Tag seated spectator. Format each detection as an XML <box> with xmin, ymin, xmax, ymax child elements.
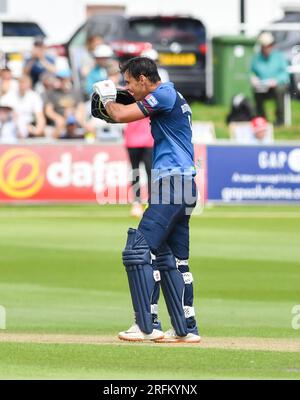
<box><xmin>250</xmin><ymin>32</ymin><xmax>290</xmax><ymax>126</ymax></box>
<box><xmin>0</xmin><ymin>67</ymin><xmax>18</xmax><ymax>102</ymax></box>
<box><xmin>44</xmin><ymin>69</ymin><xmax>87</xmax><ymax>138</ymax></box>
<box><xmin>226</xmin><ymin>93</ymin><xmax>254</xmax><ymax>124</ymax></box>
<box><xmin>35</xmin><ymin>71</ymin><xmax>57</xmax><ymax>102</ymax></box>
<box><xmin>229</xmin><ymin>116</ymin><xmax>273</xmax><ymax>144</ymax></box>
<box><xmin>14</xmin><ymin>75</ymin><xmax>46</xmax><ymax>138</ymax></box>
<box><xmin>251</xmin><ymin>116</ymin><xmax>273</xmax><ymax>142</ymax></box>
<box><xmin>0</xmin><ymin>100</ymin><xmax>18</xmax><ymax>143</ymax></box>
<box><xmin>24</xmin><ymin>36</ymin><xmax>56</xmax><ymax>88</ymax></box>
<box><xmin>59</xmin><ymin>115</ymin><xmax>85</xmax><ymax>139</ymax></box>
<box><xmin>85</xmin><ymin>44</ymin><xmax>114</xmax><ymax>97</ymax></box>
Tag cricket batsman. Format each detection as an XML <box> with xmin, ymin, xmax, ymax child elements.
<box><xmin>92</xmin><ymin>56</ymin><xmax>201</xmax><ymax>343</ymax></box>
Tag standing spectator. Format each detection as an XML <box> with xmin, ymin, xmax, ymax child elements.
<box><xmin>0</xmin><ymin>100</ymin><xmax>18</xmax><ymax>143</ymax></box>
<box><xmin>85</xmin><ymin>61</ymin><xmax>123</xmax><ymax>138</ymax></box>
<box><xmin>80</xmin><ymin>34</ymin><xmax>104</xmax><ymax>80</ymax></box>
<box><xmin>69</xmin><ymin>34</ymin><xmax>104</xmax><ymax>99</ymax></box>
<box><xmin>107</xmin><ymin>63</ymin><xmax>122</xmax><ymax>87</ymax></box>
<box><xmin>85</xmin><ymin>44</ymin><xmax>114</xmax><ymax>97</ymax></box>
<box><xmin>44</xmin><ymin>69</ymin><xmax>86</xmax><ymax>138</ymax></box>
<box><xmin>250</xmin><ymin>32</ymin><xmax>290</xmax><ymax>126</ymax></box>
<box><xmin>141</xmin><ymin>49</ymin><xmax>170</xmax><ymax>83</ymax></box>
<box><xmin>124</xmin><ymin>118</ymin><xmax>154</xmax><ymax>217</ymax></box>
<box><xmin>14</xmin><ymin>75</ymin><xmax>46</xmax><ymax>138</ymax></box>
<box><xmin>24</xmin><ymin>37</ymin><xmax>56</xmax><ymax>88</ymax></box>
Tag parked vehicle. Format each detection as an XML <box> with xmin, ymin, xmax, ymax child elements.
<box><xmin>0</xmin><ymin>14</ymin><xmax>46</xmax><ymax>77</ymax></box>
<box><xmin>54</xmin><ymin>14</ymin><xmax>208</xmax><ymax>99</ymax></box>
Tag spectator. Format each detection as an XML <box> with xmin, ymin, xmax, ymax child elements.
<box><xmin>0</xmin><ymin>100</ymin><xmax>18</xmax><ymax>143</ymax></box>
<box><xmin>226</xmin><ymin>93</ymin><xmax>254</xmax><ymax>124</ymax></box>
<box><xmin>35</xmin><ymin>71</ymin><xmax>57</xmax><ymax>102</ymax></box>
<box><xmin>59</xmin><ymin>115</ymin><xmax>85</xmax><ymax>139</ymax></box>
<box><xmin>140</xmin><ymin>48</ymin><xmax>170</xmax><ymax>83</ymax></box>
<box><xmin>84</xmin><ymin>61</ymin><xmax>123</xmax><ymax>138</ymax></box>
<box><xmin>229</xmin><ymin>116</ymin><xmax>273</xmax><ymax>144</ymax></box>
<box><xmin>44</xmin><ymin>69</ymin><xmax>86</xmax><ymax>138</ymax></box>
<box><xmin>250</xmin><ymin>32</ymin><xmax>290</xmax><ymax>126</ymax></box>
<box><xmin>24</xmin><ymin>36</ymin><xmax>56</xmax><ymax>88</ymax></box>
<box><xmin>85</xmin><ymin>44</ymin><xmax>114</xmax><ymax>97</ymax></box>
<box><xmin>251</xmin><ymin>116</ymin><xmax>272</xmax><ymax>143</ymax></box>
<box><xmin>80</xmin><ymin>34</ymin><xmax>104</xmax><ymax>80</ymax></box>
<box><xmin>0</xmin><ymin>67</ymin><xmax>18</xmax><ymax>102</ymax></box>
<box><xmin>14</xmin><ymin>75</ymin><xmax>46</xmax><ymax>138</ymax></box>
<box><xmin>107</xmin><ymin>63</ymin><xmax>122</xmax><ymax>87</ymax></box>
<box><xmin>124</xmin><ymin>118</ymin><xmax>154</xmax><ymax>217</ymax></box>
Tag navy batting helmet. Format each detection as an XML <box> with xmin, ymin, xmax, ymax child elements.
<box><xmin>91</xmin><ymin>89</ymin><xmax>135</xmax><ymax>123</ymax></box>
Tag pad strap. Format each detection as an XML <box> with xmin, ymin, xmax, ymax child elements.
<box><xmin>184</xmin><ymin>306</ymin><xmax>195</xmax><ymax>318</ymax></box>
<box><xmin>182</xmin><ymin>272</ymin><xmax>193</xmax><ymax>284</ymax></box>
<box><xmin>151</xmin><ymin>304</ymin><xmax>158</xmax><ymax>315</ymax></box>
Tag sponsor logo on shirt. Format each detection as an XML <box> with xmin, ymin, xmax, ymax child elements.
<box><xmin>145</xmin><ymin>94</ymin><xmax>158</xmax><ymax>107</ymax></box>
<box><xmin>181</xmin><ymin>103</ymin><xmax>192</xmax><ymax>114</ymax></box>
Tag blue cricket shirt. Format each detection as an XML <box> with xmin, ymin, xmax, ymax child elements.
<box><xmin>137</xmin><ymin>82</ymin><xmax>195</xmax><ymax>178</ymax></box>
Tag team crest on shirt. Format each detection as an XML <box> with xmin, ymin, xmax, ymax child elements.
<box><xmin>145</xmin><ymin>94</ymin><xmax>158</xmax><ymax>107</ymax></box>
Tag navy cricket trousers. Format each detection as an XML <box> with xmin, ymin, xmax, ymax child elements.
<box><xmin>138</xmin><ymin>175</ymin><xmax>197</xmax><ymax>259</ymax></box>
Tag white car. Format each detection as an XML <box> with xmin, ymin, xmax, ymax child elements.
<box><xmin>0</xmin><ymin>14</ymin><xmax>46</xmax><ymax>77</ymax></box>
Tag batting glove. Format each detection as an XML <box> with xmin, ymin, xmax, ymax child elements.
<box><xmin>93</xmin><ymin>80</ymin><xmax>117</xmax><ymax>107</ymax></box>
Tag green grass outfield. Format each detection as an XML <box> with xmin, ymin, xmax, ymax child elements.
<box><xmin>190</xmin><ymin>99</ymin><xmax>300</xmax><ymax>140</ymax></box>
<box><xmin>0</xmin><ymin>204</ymin><xmax>299</xmax><ymax>379</ymax></box>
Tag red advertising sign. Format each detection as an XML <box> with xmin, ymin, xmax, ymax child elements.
<box><xmin>0</xmin><ymin>144</ymin><xmax>207</xmax><ymax>203</ymax></box>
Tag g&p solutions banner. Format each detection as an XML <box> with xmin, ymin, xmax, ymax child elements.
<box><xmin>207</xmin><ymin>145</ymin><xmax>300</xmax><ymax>203</ymax></box>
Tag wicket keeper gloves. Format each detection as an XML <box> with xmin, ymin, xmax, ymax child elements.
<box><xmin>93</xmin><ymin>80</ymin><xmax>117</xmax><ymax>107</ymax></box>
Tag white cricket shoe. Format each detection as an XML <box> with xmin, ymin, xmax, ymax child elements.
<box><xmin>155</xmin><ymin>328</ymin><xmax>201</xmax><ymax>343</ymax></box>
<box><xmin>118</xmin><ymin>324</ymin><xmax>164</xmax><ymax>342</ymax></box>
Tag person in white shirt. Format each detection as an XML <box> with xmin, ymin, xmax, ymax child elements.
<box><xmin>14</xmin><ymin>75</ymin><xmax>46</xmax><ymax>138</ymax></box>
<box><xmin>0</xmin><ymin>100</ymin><xmax>18</xmax><ymax>144</ymax></box>
<box><xmin>0</xmin><ymin>67</ymin><xmax>18</xmax><ymax>102</ymax></box>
